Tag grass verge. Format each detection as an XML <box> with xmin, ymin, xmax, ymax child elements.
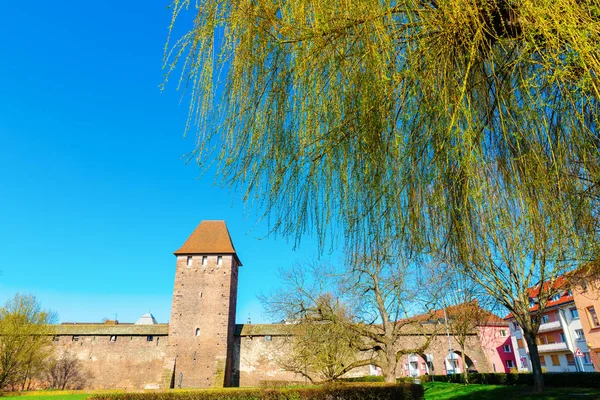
<box><xmin>423</xmin><ymin>382</ymin><xmax>600</xmax><ymax>400</ymax></box>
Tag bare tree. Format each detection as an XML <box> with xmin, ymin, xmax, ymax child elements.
<box><xmin>0</xmin><ymin>294</ymin><xmax>56</xmax><ymax>390</ymax></box>
<box><xmin>46</xmin><ymin>352</ymin><xmax>88</xmax><ymax>390</ymax></box>
<box><xmin>264</xmin><ymin>246</ymin><xmax>438</xmax><ymax>383</ymax></box>
<box><xmin>420</xmin><ymin>264</ymin><xmax>498</xmax><ymax>383</ymax></box>
<box><xmin>276</xmin><ymin>295</ymin><xmax>363</xmax><ymax>383</ymax></box>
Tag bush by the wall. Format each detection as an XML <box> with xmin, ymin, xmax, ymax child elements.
<box><xmin>89</xmin><ymin>383</ymin><xmax>423</xmax><ymax>400</ymax></box>
<box><xmin>340</xmin><ymin>376</ymin><xmax>414</xmax><ymax>384</ymax></box>
<box><xmin>419</xmin><ymin>372</ymin><xmax>600</xmax><ymax>388</ymax></box>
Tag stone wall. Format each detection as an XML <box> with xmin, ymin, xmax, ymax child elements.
<box><xmin>165</xmin><ymin>254</ymin><xmax>239</xmax><ymax>388</ymax></box>
<box><xmin>52</xmin><ymin>333</ymin><xmax>167</xmax><ymax>389</ymax></box>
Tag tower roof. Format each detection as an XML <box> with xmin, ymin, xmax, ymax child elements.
<box><xmin>135</xmin><ymin>313</ymin><xmax>158</xmax><ymax>325</ymax></box>
<box><xmin>174</xmin><ymin>220</ymin><xmax>241</xmax><ymax>264</ymax></box>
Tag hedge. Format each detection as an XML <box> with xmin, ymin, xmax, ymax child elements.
<box><xmin>420</xmin><ymin>372</ymin><xmax>600</xmax><ymax>388</ymax></box>
<box><xmin>89</xmin><ymin>383</ymin><xmax>423</xmax><ymax>400</ymax></box>
<box><xmin>340</xmin><ymin>376</ymin><xmax>415</xmax><ymax>384</ymax></box>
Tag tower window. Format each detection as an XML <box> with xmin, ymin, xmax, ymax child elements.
<box><xmin>186</xmin><ymin>256</ymin><xmax>192</xmax><ymax>266</ymax></box>
<box><xmin>72</xmin><ymin>336</ymin><xmax>80</xmax><ymax>342</ymax></box>
<box><xmin>217</xmin><ymin>256</ymin><xmax>222</xmax><ymax>266</ymax></box>
<box><xmin>202</xmin><ymin>256</ymin><xmax>207</xmax><ymax>266</ymax></box>
<box><xmin>110</xmin><ymin>335</ymin><xmax>117</xmax><ymax>342</ymax></box>
<box><xmin>147</xmin><ymin>335</ymin><xmax>153</xmax><ymax>342</ymax></box>
<box><xmin>195</xmin><ymin>328</ymin><xmax>200</xmax><ymax>337</ymax></box>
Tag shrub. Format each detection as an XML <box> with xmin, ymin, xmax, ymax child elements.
<box><xmin>419</xmin><ymin>372</ymin><xmax>600</xmax><ymax>388</ymax></box>
<box><xmin>89</xmin><ymin>383</ymin><xmax>423</xmax><ymax>400</ymax></box>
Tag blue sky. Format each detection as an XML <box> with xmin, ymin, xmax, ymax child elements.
<box><xmin>0</xmin><ymin>2</ymin><xmax>333</xmax><ymax>324</ymax></box>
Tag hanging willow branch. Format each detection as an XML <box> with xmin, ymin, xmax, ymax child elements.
<box><xmin>163</xmin><ymin>0</ymin><xmax>600</xmax><ymax>254</ymax></box>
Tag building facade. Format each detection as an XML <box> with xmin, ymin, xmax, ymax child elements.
<box><xmin>507</xmin><ymin>277</ymin><xmax>596</xmax><ymax>373</ymax></box>
<box><xmin>49</xmin><ymin>220</ymin><xmax>510</xmax><ymax>389</ymax></box>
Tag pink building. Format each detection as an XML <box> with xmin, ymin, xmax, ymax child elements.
<box><xmin>407</xmin><ymin>302</ymin><xmax>516</xmax><ymax>376</ymax></box>
<box><xmin>477</xmin><ymin>323</ymin><xmax>516</xmax><ymax>372</ymax></box>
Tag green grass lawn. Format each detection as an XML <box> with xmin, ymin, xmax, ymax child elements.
<box><xmin>2</xmin><ymin>384</ymin><xmax>599</xmax><ymax>400</ymax></box>
<box><xmin>423</xmin><ymin>382</ymin><xmax>600</xmax><ymax>400</ymax></box>
<box><xmin>0</xmin><ymin>395</ymin><xmax>91</xmax><ymax>400</ymax></box>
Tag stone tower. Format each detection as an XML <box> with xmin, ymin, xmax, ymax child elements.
<box><xmin>163</xmin><ymin>220</ymin><xmax>241</xmax><ymax>388</ymax></box>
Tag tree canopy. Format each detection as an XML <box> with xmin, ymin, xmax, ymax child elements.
<box><xmin>165</xmin><ymin>0</ymin><xmax>600</xmax><ymax>253</ymax></box>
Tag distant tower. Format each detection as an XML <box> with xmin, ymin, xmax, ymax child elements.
<box><xmin>163</xmin><ymin>220</ymin><xmax>241</xmax><ymax>388</ymax></box>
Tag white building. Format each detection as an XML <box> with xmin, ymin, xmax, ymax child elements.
<box><xmin>507</xmin><ymin>278</ymin><xmax>595</xmax><ymax>373</ymax></box>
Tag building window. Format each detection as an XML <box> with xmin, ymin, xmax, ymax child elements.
<box><xmin>517</xmin><ymin>338</ymin><xmax>524</xmax><ymax>349</ymax></box>
<box><xmin>560</xmin><ymin>333</ymin><xmax>566</xmax><ymax>343</ymax></box>
<box><xmin>503</xmin><ymin>344</ymin><xmax>511</xmax><ymax>353</ymax></box>
<box><xmin>202</xmin><ymin>256</ymin><xmax>207</xmax><ymax>266</ymax></box>
<box><xmin>265</xmin><ymin>335</ymin><xmax>272</xmax><ymax>342</ymax></box>
<box><xmin>567</xmin><ymin>289</ymin><xmax>573</xmax><ymax>297</ymax></box>
<box><xmin>147</xmin><ymin>335</ymin><xmax>153</xmax><ymax>342</ymax></box>
<box><xmin>52</xmin><ymin>336</ymin><xmax>59</xmax><ymax>342</ymax></box>
<box><xmin>500</xmin><ymin>329</ymin><xmax>507</xmax><ymax>337</ymax></box>
<box><xmin>566</xmin><ymin>354</ymin><xmax>576</xmax><ymax>365</ymax></box>
<box><xmin>72</xmin><ymin>336</ymin><xmax>79</xmax><ymax>342</ymax></box>
<box><xmin>575</xmin><ymin>329</ymin><xmax>585</xmax><ymax>340</ymax></box>
<box><xmin>506</xmin><ymin>360</ymin><xmax>514</xmax><ymax>368</ymax></box>
<box><xmin>584</xmin><ymin>352</ymin><xmax>592</xmax><ymax>364</ymax></box>
<box><xmin>421</xmin><ymin>363</ymin><xmax>426</xmax><ymax>370</ymax></box>
<box><xmin>587</xmin><ymin>306</ymin><xmax>600</xmax><ymax>328</ymax></box>
<box><xmin>195</xmin><ymin>328</ymin><xmax>200</xmax><ymax>337</ymax></box>
<box><xmin>551</xmin><ymin>293</ymin><xmax>561</xmax><ymax>302</ymax></box>
<box><xmin>186</xmin><ymin>256</ymin><xmax>192</xmax><ymax>266</ymax></box>
<box><xmin>551</xmin><ymin>354</ymin><xmax>560</xmax><ymax>366</ymax></box>
<box><xmin>570</xmin><ymin>308</ymin><xmax>579</xmax><ymax>319</ymax></box>
<box><xmin>529</xmin><ymin>299</ymin><xmax>536</xmax><ymax>308</ymax></box>
<box><xmin>217</xmin><ymin>256</ymin><xmax>223</xmax><ymax>266</ymax></box>
<box><xmin>537</xmin><ymin>335</ymin><xmax>548</xmax><ymax>345</ymax></box>
<box><xmin>541</xmin><ymin>315</ymin><xmax>550</xmax><ymax>324</ymax></box>
<box><xmin>539</xmin><ymin>356</ymin><xmax>546</xmax><ymax>366</ymax></box>
<box><xmin>110</xmin><ymin>335</ymin><xmax>117</xmax><ymax>342</ymax></box>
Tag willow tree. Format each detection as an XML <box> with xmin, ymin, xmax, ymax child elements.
<box><xmin>165</xmin><ymin>0</ymin><xmax>599</xmax><ymax>248</ymax></box>
<box><xmin>428</xmin><ymin>151</ymin><xmax>597</xmax><ymax>391</ymax></box>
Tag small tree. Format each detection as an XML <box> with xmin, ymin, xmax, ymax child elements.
<box><xmin>0</xmin><ymin>294</ymin><xmax>56</xmax><ymax>390</ymax></box>
<box><xmin>277</xmin><ymin>295</ymin><xmax>362</xmax><ymax>382</ymax></box>
<box><xmin>421</xmin><ymin>264</ymin><xmax>495</xmax><ymax>383</ymax></box>
<box><xmin>46</xmin><ymin>352</ymin><xmax>88</xmax><ymax>390</ymax></box>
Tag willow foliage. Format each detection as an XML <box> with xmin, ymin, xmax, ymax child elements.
<box><xmin>165</xmin><ymin>0</ymin><xmax>600</xmax><ymax>253</ymax></box>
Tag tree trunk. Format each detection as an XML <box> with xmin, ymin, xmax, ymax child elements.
<box><xmin>461</xmin><ymin>346</ymin><xmax>468</xmax><ymax>384</ymax></box>
<box><xmin>523</xmin><ymin>330</ymin><xmax>544</xmax><ymax>393</ymax></box>
<box><xmin>382</xmin><ymin>355</ymin><xmax>397</xmax><ymax>383</ymax></box>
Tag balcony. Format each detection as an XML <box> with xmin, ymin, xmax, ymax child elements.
<box><xmin>538</xmin><ymin>320</ymin><xmax>562</xmax><ymax>333</ymax></box>
<box><xmin>537</xmin><ymin>342</ymin><xmax>568</xmax><ymax>353</ymax></box>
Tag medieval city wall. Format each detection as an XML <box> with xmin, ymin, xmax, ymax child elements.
<box><xmin>51</xmin><ymin>332</ymin><xmax>168</xmax><ymax>389</ymax></box>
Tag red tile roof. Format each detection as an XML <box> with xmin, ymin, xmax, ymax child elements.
<box><xmin>413</xmin><ymin>301</ymin><xmax>507</xmax><ymax>326</ymax></box>
<box><xmin>174</xmin><ymin>221</ymin><xmax>240</xmax><ymax>264</ymax></box>
<box><xmin>504</xmin><ymin>276</ymin><xmax>573</xmax><ymax>319</ymax></box>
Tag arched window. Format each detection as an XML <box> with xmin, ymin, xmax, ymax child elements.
<box><xmin>195</xmin><ymin>328</ymin><xmax>200</xmax><ymax>337</ymax></box>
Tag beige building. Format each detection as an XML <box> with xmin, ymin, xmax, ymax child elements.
<box><xmin>571</xmin><ymin>270</ymin><xmax>600</xmax><ymax>371</ymax></box>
